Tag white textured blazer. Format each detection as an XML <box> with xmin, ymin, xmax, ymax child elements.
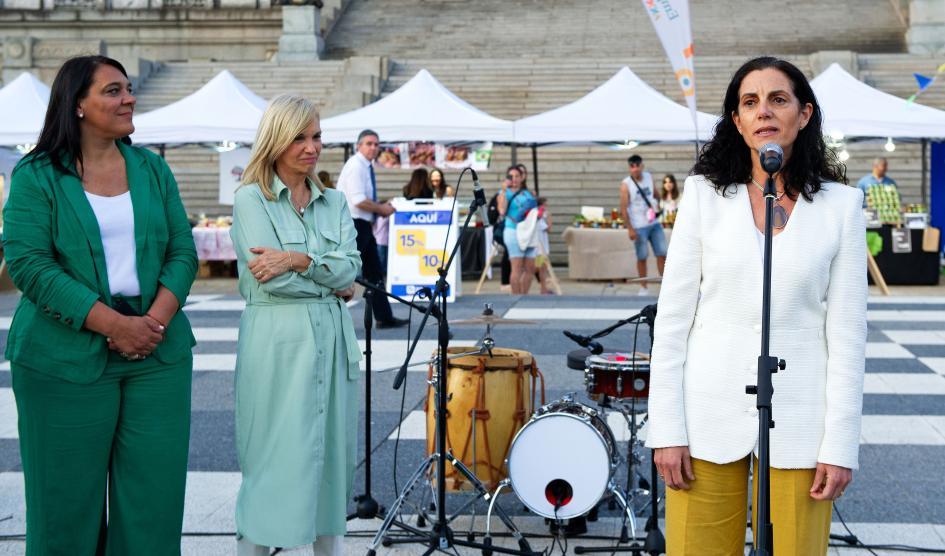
<box><xmin>644</xmin><ymin>175</ymin><xmax>867</xmax><ymax>470</ymax></box>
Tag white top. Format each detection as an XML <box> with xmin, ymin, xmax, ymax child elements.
<box><xmin>336</xmin><ymin>151</ymin><xmax>375</xmax><ymax>221</ymax></box>
<box><xmin>622</xmin><ymin>171</ymin><xmax>657</xmax><ymax>229</ymax></box>
<box><xmin>645</xmin><ymin>175</ymin><xmax>867</xmax><ymax>470</ymax></box>
<box><xmin>84</xmin><ymin>191</ymin><xmax>141</xmax><ymax>297</ymax></box>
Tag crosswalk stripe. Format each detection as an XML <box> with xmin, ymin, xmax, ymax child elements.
<box><xmin>184</xmin><ymin>298</ymin><xmax>361</xmax><ymax>312</ymax></box>
<box><xmin>919</xmin><ymin>357</ymin><xmax>945</xmax><ymax>376</ymax></box>
<box><xmin>504</xmin><ymin>307</ymin><xmax>945</xmax><ymax>323</ymax></box>
<box><xmin>868</xmin><ymin>295</ymin><xmax>945</xmax><ymax>304</ymax></box>
<box><xmin>0</xmin><ymin>388</ymin><xmax>17</xmax><ymax>439</ymax></box>
<box><xmin>864</xmin><ymin>373</ymin><xmax>945</xmax><ymax>395</ymax></box>
<box><xmin>882</xmin><ymin>330</ymin><xmax>945</xmax><ymax>345</ymax></box>
<box><xmin>384</xmin><ymin>410</ymin><xmax>945</xmax><ymax>446</ymax></box>
<box><xmin>865</xmin><ymin>342</ymin><xmax>914</xmax><ymax>359</ymax></box>
<box><xmin>867</xmin><ymin>310</ymin><xmax>945</xmax><ymax>322</ymax></box>
<box><xmin>860</xmin><ymin>415</ymin><xmax>945</xmax><ymax>445</ymax></box>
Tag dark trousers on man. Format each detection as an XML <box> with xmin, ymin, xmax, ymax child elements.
<box><xmin>353</xmin><ymin>218</ymin><xmax>395</xmax><ymax>322</ymax></box>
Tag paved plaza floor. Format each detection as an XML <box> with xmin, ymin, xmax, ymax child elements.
<box><xmin>1</xmin><ymin>275</ymin><xmax>944</xmax><ymax>555</ymax></box>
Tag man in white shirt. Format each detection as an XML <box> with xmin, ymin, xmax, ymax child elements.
<box><xmin>619</xmin><ymin>155</ymin><xmax>667</xmax><ymax>296</ymax></box>
<box><xmin>336</xmin><ymin>129</ymin><xmax>406</xmax><ymax>328</ymax></box>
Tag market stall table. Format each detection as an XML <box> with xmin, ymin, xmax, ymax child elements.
<box><xmin>561</xmin><ymin>226</ymin><xmax>671</xmax><ymax>280</ymax></box>
<box><xmin>192</xmin><ymin>226</ymin><xmax>236</xmax><ymax>261</ymax></box>
<box><xmin>868</xmin><ymin>225</ymin><xmax>939</xmax><ymax>286</ymax></box>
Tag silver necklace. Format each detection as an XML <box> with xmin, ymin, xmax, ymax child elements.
<box><xmin>750</xmin><ymin>177</ymin><xmax>788</xmax><ymax>229</ymax></box>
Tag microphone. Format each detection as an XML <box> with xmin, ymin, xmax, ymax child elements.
<box><xmin>758</xmin><ymin>143</ymin><xmax>784</xmax><ymax>174</ymax></box>
<box><xmin>563</xmin><ymin>330</ymin><xmax>604</xmax><ymax>355</ymax></box>
<box><xmin>470</xmin><ymin>169</ymin><xmax>490</xmax><ymax>226</ymax></box>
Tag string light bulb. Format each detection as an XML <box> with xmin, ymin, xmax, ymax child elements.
<box><xmin>839</xmin><ymin>149</ymin><xmax>850</xmax><ymax>162</ymax></box>
<box><xmin>884</xmin><ymin>138</ymin><xmax>896</xmax><ymax>152</ymax></box>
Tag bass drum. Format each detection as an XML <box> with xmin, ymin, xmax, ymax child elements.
<box><xmin>506</xmin><ymin>399</ymin><xmax>618</xmax><ymax>520</ymax></box>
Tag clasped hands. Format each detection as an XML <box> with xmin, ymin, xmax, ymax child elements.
<box><xmin>249</xmin><ymin>247</ymin><xmax>355</xmax><ymax>301</ymax></box>
<box><xmin>654</xmin><ymin>446</ymin><xmax>852</xmax><ymax>501</ymax></box>
<box><xmin>106</xmin><ymin>314</ymin><xmax>165</xmax><ymax>361</ymax></box>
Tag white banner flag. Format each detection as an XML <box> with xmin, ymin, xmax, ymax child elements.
<box><xmin>641</xmin><ymin>0</ymin><xmax>697</xmax><ymax>128</ymax></box>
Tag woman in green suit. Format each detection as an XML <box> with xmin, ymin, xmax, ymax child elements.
<box><xmin>230</xmin><ymin>95</ymin><xmax>361</xmax><ymax>555</ymax></box>
<box><xmin>3</xmin><ymin>56</ymin><xmax>197</xmax><ymax>555</ymax></box>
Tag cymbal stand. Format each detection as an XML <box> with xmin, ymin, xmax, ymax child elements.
<box><xmin>367</xmin><ymin>177</ymin><xmax>537</xmax><ymax>556</ymax></box>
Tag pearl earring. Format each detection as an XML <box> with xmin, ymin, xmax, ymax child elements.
<box><xmin>77</xmin><ymin>111</ymin><xmax>84</xmax><ymax>119</ymax></box>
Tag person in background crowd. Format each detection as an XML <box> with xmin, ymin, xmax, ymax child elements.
<box><xmin>659</xmin><ymin>173</ymin><xmax>681</xmax><ymax>227</ymax></box>
<box><xmin>619</xmin><ymin>154</ymin><xmax>666</xmax><ymax>296</ymax></box>
<box><xmin>3</xmin><ymin>55</ymin><xmax>197</xmax><ymax>554</ymax></box>
<box><xmin>318</xmin><ymin>170</ymin><xmax>335</xmax><ymax>189</ymax></box>
<box><xmin>487</xmin><ymin>182</ymin><xmax>513</xmax><ymax>291</ymax></box>
<box><xmin>856</xmin><ymin>157</ymin><xmax>897</xmax><ymax>208</ymax></box>
<box><xmin>402</xmin><ymin>167</ymin><xmax>433</xmax><ymax>200</ymax></box>
<box><xmin>516</xmin><ymin>163</ymin><xmax>529</xmax><ymax>188</ymax></box>
<box><xmin>430</xmin><ymin>167</ymin><xmax>453</xmax><ymax>198</ymax></box>
<box><xmin>336</xmin><ymin>129</ymin><xmax>407</xmax><ymax>328</ymax></box>
<box><xmin>497</xmin><ymin>165</ymin><xmax>538</xmax><ymax>294</ymax></box>
<box><xmin>647</xmin><ymin>56</ymin><xmax>865</xmax><ymax>556</ymax></box>
<box><xmin>535</xmin><ymin>196</ymin><xmax>554</xmax><ymax>294</ymax></box>
<box><xmin>231</xmin><ymin>94</ymin><xmax>362</xmax><ymax>556</ymax></box>
<box><xmin>374</xmin><ymin>205</ymin><xmax>390</xmax><ymax>278</ymax></box>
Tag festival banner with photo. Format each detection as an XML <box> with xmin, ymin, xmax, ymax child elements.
<box><xmin>375</xmin><ymin>141</ymin><xmax>493</xmax><ymax>170</ymax></box>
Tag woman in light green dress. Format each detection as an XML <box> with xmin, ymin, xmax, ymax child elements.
<box><xmin>230</xmin><ymin>95</ymin><xmax>362</xmax><ymax>556</ymax></box>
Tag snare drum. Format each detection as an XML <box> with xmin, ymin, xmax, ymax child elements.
<box><xmin>506</xmin><ymin>398</ymin><xmax>618</xmax><ymax>519</ymax></box>
<box><xmin>585</xmin><ymin>352</ymin><xmax>650</xmax><ymax>400</ymax></box>
<box><xmin>425</xmin><ymin>347</ymin><xmax>545</xmax><ymax>491</ymax></box>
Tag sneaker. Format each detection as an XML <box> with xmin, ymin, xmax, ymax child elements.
<box><xmin>637</xmin><ymin>287</ymin><xmax>649</xmax><ymax>297</ymax></box>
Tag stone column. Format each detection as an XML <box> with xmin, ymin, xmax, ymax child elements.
<box><xmin>277</xmin><ymin>2</ymin><xmax>325</xmax><ymax>63</ymax></box>
<box><xmin>907</xmin><ymin>0</ymin><xmax>945</xmax><ymax>55</ymax></box>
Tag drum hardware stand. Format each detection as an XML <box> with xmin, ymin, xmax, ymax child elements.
<box><xmin>368</xmin><ymin>171</ymin><xmax>538</xmax><ymax>556</ymax></box>
<box><xmin>567</xmin><ymin>305</ymin><xmax>665</xmax><ymax>556</ymax></box>
<box><xmin>749</xmin><ymin>146</ymin><xmax>788</xmax><ymax>556</ymax></box>
<box><xmin>348</xmin><ymin>278</ymin><xmax>443</xmax><ymax>523</ymax></box>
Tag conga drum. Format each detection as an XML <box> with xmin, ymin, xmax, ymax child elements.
<box><xmin>425</xmin><ymin>347</ymin><xmax>545</xmax><ymax>491</ymax></box>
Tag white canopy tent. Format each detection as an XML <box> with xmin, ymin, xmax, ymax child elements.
<box><xmin>512</xmin><ymin>66</ymin><xmax>719</xmax><ymax>144</ymax></box>
<box><xmin>131</xmin><ymin>70</ymin><xmax>268</xmax><ymax>145</ymax></box>
<box><xmin>0</xmin><ymin>72</ymin><xmax>51</xmax><ymax>146</ymax></box>
<box><xmin>321</xmin><ymin>69</ymin><xmax>514</xmax><ymax>144</ymax></box>
<box><xmin>811</xmin><ymin>63</ymin><xmax>945</xmax><ymax>140</ymax></box>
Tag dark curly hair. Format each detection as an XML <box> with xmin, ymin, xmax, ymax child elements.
<box><xmin>692</xmin><ymin>56</ymin><xmax>845</xmax><ymax>201</ymax></box>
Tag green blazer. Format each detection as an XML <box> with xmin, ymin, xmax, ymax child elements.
<box><xmin>2</xmin><ymin>141</ymin><xmax>198</xmax><ymax>384</ymax></box>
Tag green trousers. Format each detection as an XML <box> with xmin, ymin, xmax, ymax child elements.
<box><xmin>12</xmin><ymin>350</ymin><xmax>192</xmax><ymax>556</ymax></box>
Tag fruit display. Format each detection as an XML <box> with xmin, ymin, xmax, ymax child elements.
<box><xmin>865</xmin><ymin>184</ymin><xmax>902</xmax><ymax>225</ymax></box>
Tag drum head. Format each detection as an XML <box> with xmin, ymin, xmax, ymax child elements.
<box><xmin>507</xmin><ymin>412</ymin><xmax>611</xmax><ymax>520</ymax></box>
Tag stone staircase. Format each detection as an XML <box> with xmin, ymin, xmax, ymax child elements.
<box><xmin>134</xmin><ymin>61</ymin><xmax>348</xmax><ymax>113</ymax></box>
<box><xmin>860</xmin><ymin>53</ymin><xmax>945</xmax><ymax>111</ymax></box>
<box><xmin>385</xmin><ymin>55</ymin><xmax>814</xmax><ymax>117</ymax></box>
<box><xmin>326</xmin><ymin>0</ymin><xmax>905</xmax><ymax>60</ymax></box>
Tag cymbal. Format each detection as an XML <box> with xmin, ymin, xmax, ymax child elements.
<box><xmin>449</xmin><ymin>314</ymin><xmax>537</xmax><ymax>326</ymax></box>
<box><xmin>628</xmin><ymin>276</ymin><xmax>662</xmax><ymax>284</ymax></box>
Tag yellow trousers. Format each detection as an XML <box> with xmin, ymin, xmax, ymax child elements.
<box><xmin>666</xmin><ymin>457</ymin><xmax>832</xmax><ymax>556</ymax></box>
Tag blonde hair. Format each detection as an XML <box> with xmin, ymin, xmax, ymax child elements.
<box><xmin>242</xmin><ymin>94</ymin><xmax>324</xmax><ymax>201</ymax></box>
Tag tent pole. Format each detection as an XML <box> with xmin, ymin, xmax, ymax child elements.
<box><xmin>510</xmin><ymin>143</ymin><xmax>518</xmax><ymax>167</ymax></box>
<box><xmin>531</xmin><ymin>144</ymin><xmax>540</xmax><ymax>197</ymax></box>
<box><xmin>344</xmin><ymin>143</ymin><xmax>352</xmax><ymax>162</ymax></box>
<box><xmin>159</xmin><ymin>144</ymin><xmax>166</xmax><ymax>159</ymax></box>
<box><xmin>922</xmin><ymin>139</ymin><xmax>929</xmax><ymax>207</ymax></box>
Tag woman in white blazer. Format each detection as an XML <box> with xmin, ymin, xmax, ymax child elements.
<box><xmin>645</xmin><ymin>57</ymin><xmax>867</xmax><ymax>555</ymax></box>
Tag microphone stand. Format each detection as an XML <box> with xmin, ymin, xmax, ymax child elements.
<box><xmin>748</xmin><ymin>171</ymin><xmax>787</xmax><ymax>556</ymax></box>
<box><xmin>347</xmin><ymin>278</ymin><xmax>439</xmax><ymax>523</ymax></box>
<box><xmin>367</xmin><ymin>185</ymin><xmax>536</xmax><ymax>556</ymax></box>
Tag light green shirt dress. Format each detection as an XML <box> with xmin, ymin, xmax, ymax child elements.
<box><xmin>230</xmin><ymin>177</ymin><xmax>363</xmax><ymax>548</ymax></box>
